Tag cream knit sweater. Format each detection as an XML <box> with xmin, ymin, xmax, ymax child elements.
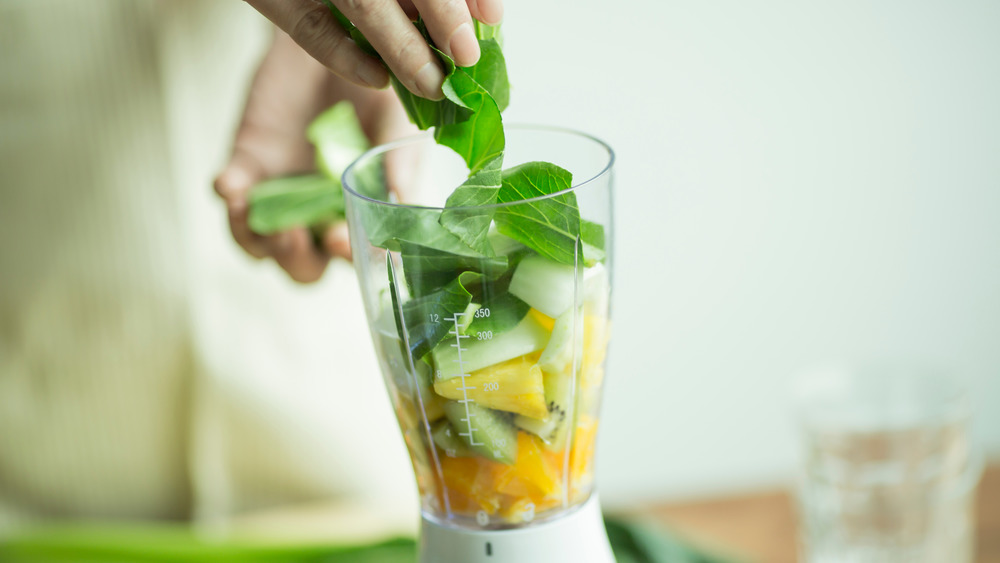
<box><xmin>0</xmin><ymin>0</ymin><xmax>415</xmax><ymax>530</ymax></box>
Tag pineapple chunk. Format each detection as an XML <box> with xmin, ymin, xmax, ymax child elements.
<box><xmin>433</xmin><ymin>354</ymin><xmax>548</xmax><ymax>419</ymax></box>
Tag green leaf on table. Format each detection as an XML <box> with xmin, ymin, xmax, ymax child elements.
<box><xmin>307</xmin><ymin>101</ymin><xmax>369</xmax><ymax>180</ymax></box>
<box><xmin>494</xmin><ymin>162</ymin><xmax>582</xmax><ymax>265</ymax></box>
<box><xmin>247</xmin><ymin>174</ymin><xmax>343</xmax><ymax>235</ymax></box>
<box><xmin>438</xmin><ymin>155</ymin><xmax>503</xmax><ymax>255</ymax></box>
<box><xmin>397</xmin><ymin>238</ymin><xmax>507</xmax><ymax>296</ymax></box>
<box><xmin>399</xmin><ymin>271</ymin><xmax>485</xmax><ymax>359</ymax></box>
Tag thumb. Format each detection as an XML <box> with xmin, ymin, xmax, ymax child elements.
<box><xmin>214</xmin><ymin>149</ymin><xmax>266</xmax><ymax>210</ymax></box>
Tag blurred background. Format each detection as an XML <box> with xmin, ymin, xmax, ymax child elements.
<box><xmin>497</xmin><ymin>0</ymin><xmax>1000</xmax><ymax>504</ymax></box>
<box><xmin>0</xmin><ymin>0</ymin><xmax>998</xmax><ymax>558</ymax></box>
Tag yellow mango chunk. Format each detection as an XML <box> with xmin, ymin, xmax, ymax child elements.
<box><xmin>498</xmin><ymin>432</ymin><xmax>562</xmax><ymax>501</ymax></box>
<box><xmin>438</xmin><ymin>455</ymin><xmax>509</xmax><ymax>514</ymax></box>
<box><xmin>433</xmin><ymin>354</ymin><xmax>548</xmax><ymax>419</ymax></box>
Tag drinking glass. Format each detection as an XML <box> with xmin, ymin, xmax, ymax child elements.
<box><xmin>793</xmin><ymin>363</ymin><xmax>982</xmax><ymax>563</ymax></box>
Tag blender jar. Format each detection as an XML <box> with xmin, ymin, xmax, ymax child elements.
<box><xmin>343</xmin><ymin>125</ymin><xmax>614</xmax><ymax>539</ymax></box>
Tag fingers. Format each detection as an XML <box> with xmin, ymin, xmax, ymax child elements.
<box><xmin>246</xmin><ymin>0</ymin><xmax>504</xmax><ymax>100</ymax></box>
<box><xmin>466</xmin><ymin>0</ymin><xmax>503</xmax><ymax>25</ymax></box>
<box><xmin>271</xmin><ymin>228</ymin><xmax>330</xmax><ymax>283</ymax></box>
<box><xmin>411</xmin><ymin>0</ymin><xmax>479</xmax><ymax>67</ymax></box>
<box><xmin>334</xmin><ymin>0</ymin><xmax>446</xmax><ymax>99</ymax></box>
<box><xmin>215</xmin><ymin>153</ymin><xmax>331</xmax><ymax>282</ymax></box>
<box><xmin>215</xmin><ymin>149</ymin><xmax>269</xmax><ymax>259</ymax></box>
<box><xmin>245</xmin><ymin>0</ymin><xmax>389</xmax><ymax>89</ymax></box>
<box><xmin>322</xmin><ymin>222</ymin><xmax>353</xmax><ymax>261</ymax></box>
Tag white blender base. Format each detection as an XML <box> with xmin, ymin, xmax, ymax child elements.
<box><xmin>419</xmin><ymin>494</ymin><xmax>615</xmax><ymax>563</ymax></box>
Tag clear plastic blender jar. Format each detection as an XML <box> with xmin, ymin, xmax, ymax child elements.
<box><xmin>343</xmin><ymin>125</ymin><xmax>615</xmax><ymax>562</ymax></box>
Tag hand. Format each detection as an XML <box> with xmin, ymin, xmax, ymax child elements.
<box><xmin>244</xmin><ymin>0</ymin><xmax>503</xmax><ymax>100</ymax></box>
<box><xmin>214</xmin><ymin>31</ymin><xmax>415</xmax><ymax>283</ymax></box>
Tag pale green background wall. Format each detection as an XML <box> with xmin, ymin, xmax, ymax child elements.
<box><xmin>499</xmin><ymin>0</ymin><xmax>1000</xmax><ymax>504</ymax></box>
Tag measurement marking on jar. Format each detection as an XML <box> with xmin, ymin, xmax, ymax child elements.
<box><xmin>446</xmin><ymin>312</ymin><xmax>481</xmax><ymax>446</ymax></box>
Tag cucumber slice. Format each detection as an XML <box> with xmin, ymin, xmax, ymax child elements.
<box><xmin>537</xmin><ymin>308</ymin><xmax>582</xmax><ymax>377</ymax></box>
<box><xmin>508</xmin><ymin>255</ymin><xmax>580</xmax><ymax>319</ymax></box>
<box><xmin>432</xmin><ymin>312</ymin><xmax>550</xmax><ymax>378</ymax></box>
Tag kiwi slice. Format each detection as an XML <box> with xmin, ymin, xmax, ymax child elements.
<box><xmin>431</xmin><ymin>420</ymin><xmax>474</xmax><ymax>458</ymax></box>
<box><xmin>513</xmin><ymin>367</ymin><xmax>573</xmax><ymax>451</ymax></box>
<box><xmin>444</xmin><ymin>401</ymin><xmax>517</xmax><ymax>465</ymax></box>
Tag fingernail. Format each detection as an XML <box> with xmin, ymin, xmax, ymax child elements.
<box><xmin>357</xmin><ymin>61</ymin><xmax>388</xmax><ymax>89</ymax></box>
<box><xmin>479</xmin><ymin>0</ymin><xmax>504</xmax><ymax>25</ymax></box>
<box><xmin>415</xmin><ymin>62</ymin><xmax>444</xmax><ymax>100</ymax></box>
<box><xmin>448</xmin><ymin>23</ymin><xmax>480</xmax><ymax>67</ymax></box>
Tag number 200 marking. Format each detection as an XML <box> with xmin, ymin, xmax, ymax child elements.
<box><xmin>483</xmin><ymin>381</ymin><xmax>499</xmax><ymax>392</ymax></box>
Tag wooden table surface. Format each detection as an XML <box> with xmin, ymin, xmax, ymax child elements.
<box><xmin>638</xmin><ymin>464</ymin><xmax>999</xmax><ymax>563</ymax></box>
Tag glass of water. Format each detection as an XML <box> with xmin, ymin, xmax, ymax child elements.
<box><xmin>792</xmin><ymin>363</ymin><xmax>983</xmax><ymax>563</ymax></box>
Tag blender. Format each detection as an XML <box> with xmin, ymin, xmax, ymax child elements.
<box><xmin>343</xmin><ymin>125</ymin><xmax>616</xmax><ymax>562</ymax></box>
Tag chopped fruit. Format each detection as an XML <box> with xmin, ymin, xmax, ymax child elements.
<box><xmin>443</xmin><ymin>401</ymin><xmax>518</xmax><ymax>464</ymax></box>
<box><xmin>431</xmin><ymin>420</ymin><xmax>474</xmax><ymax>458</ymax></box>
<box><xmin>581</xmin><ymin>315</ymin><xmax>610</xmax><ymax>389</ymax></box>
<box><xmin>435</xmin><ymin>354</ymin><xmax>548</xmax><ymax>419</ymax></box>
<box><xmin>528</xmin><ymin>308</ymin><xmax>556</xmax><ymax>332</ymax></box>
<box><xmin>537</xmin><ymin>308</ymin><xmax>579</xmax><ymax>378</ymax></box>
<box><xmin>497</xmin><ymin>432</ymin><xmax>561</xmax><ymax>501</ymax></box>
<box><xmin>433</xmin><ymin>431</ymin><xmax>571</xmax><ymax>522</ymax></box>
<box><xmin>439</xmin><ymin>455</ymin><xmax>508</xmax><ymax>514</ymax></box>
<box><xmin>569</xmin><ymin>415</ymin><xmax>599</xmax><ymax>500</ymax></box>
<box><xmin>422</xmin><ymin>391</ymin><xmax>447</xmax><ymax>422</ymax></box>
<box><xmin>432</xmin><ymin>313</ymin><xmax>550</xmax><ymax>375</ymax></box>
<box><xmin>513</xmin><ymin>360</ymin><xmax>573</xmax><ymax>451</ymax></box>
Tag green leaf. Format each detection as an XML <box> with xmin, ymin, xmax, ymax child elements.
<box><xmin>247</xmin><ymin>102</ymin><xmax>371</xmax><ymax>237</ymax></box>
<box><xmin>247</xmin><ymin>175</ymin><xmax>343</xmax><ymax>235</ymax></box>
<box><xmin>355</xmin><ymin>202</ymin><xmax>481</xmax><ymax>257</ymax></box>
<box><xmin>474</xmin><ymin>20</ymin><xmax>503</xmax><ymax>44</ymax></box>
<box><xmin>307</xmin><ymin>101</ymin><xmax>369</xmax><ymax>179</ymax></box>
<box><xmin>397</xmin><ymin>239</ymin><xmax>507</xmax><ymax>296</ymax></box>
<box><xmin>464</xmin><ymin>291</ymin><xmax>530</xmax><ymax>336</ymax></box>
<box><xmin>495</xmin><ymin>162</ymin><xmax>581</xmax><ymax>265</ymax></box>
<box><xmin>581</xmin><ymin>218</ymin><xmax>607</xmax><ymax>264</ymax></box>
<box><xmin>434</xmin><ymin>62</ymin><xmax>505</xmax><ymax>175</ymax></box>
<box><xmin>438</xmin><ymin>155</ymin><xmax>503</xmax><ymax>255</ymax></box>
<box><xmin>398</xmin><ymin>271</ymin><xmax>485</xmax><ymax>359</ymax></box>
<box><xmin>464</xmin><ymin>39</ymin><xmax>509</xmax><ymax>112</ymax></box>
<box><xmin>392</xmin><ymin>77</ymin><xmax>443</xmax><ymax>131</ymax></box>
